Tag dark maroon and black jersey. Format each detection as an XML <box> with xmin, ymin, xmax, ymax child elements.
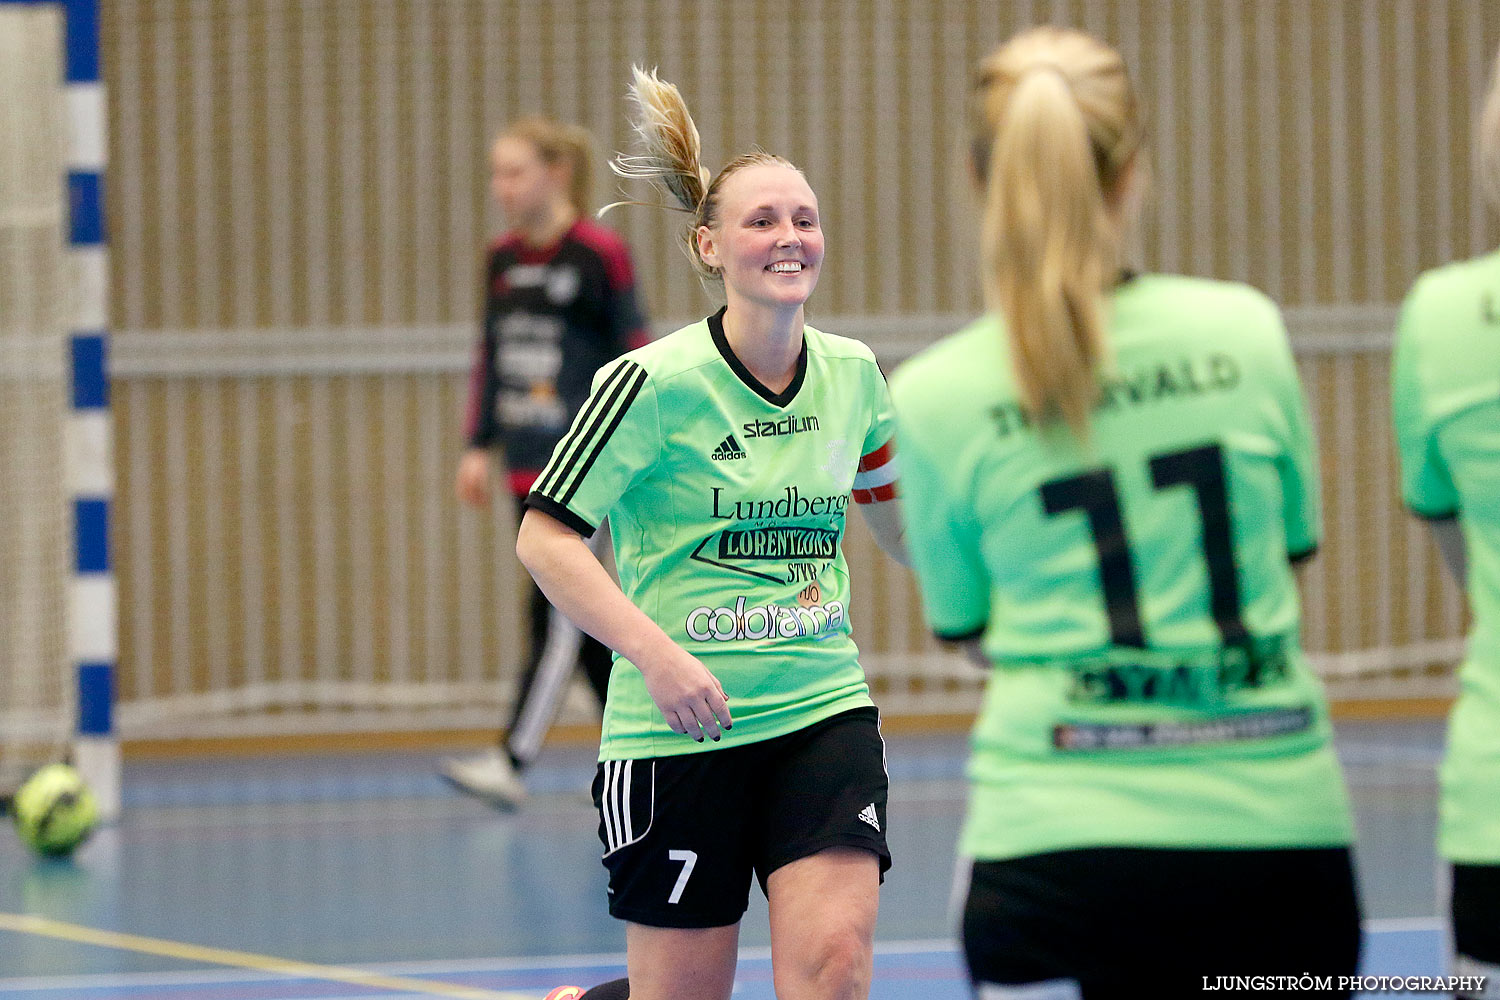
<box><xmin>464</xmin><ymin>218</ymin><xmax>650</xmax><ymax>496</ymax></box>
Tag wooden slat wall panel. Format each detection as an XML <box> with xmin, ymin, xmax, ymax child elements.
<box><xmin>104</xmin><ymin>1</ymin><xmax>1500</xmax><ymax>330</ymax></box>
<box><xmin>115</xmin><ymin>372</ymin><xmax>526</xmax><ymax>732</ymax></box>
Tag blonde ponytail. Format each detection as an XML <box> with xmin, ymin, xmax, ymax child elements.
<box><xmin>608</xmin><ymin>66</ymin><xmax>712</xmax><ymax>216</ymax></box>
<box><xmin>971</xmin><ymin>28</ymin><xmax>1141</xmax><ymax>437</ymax></box>
<box><xmin>604</xmin><ymin>66</ymin><xmax>800</xmax><ymax>283</ymax></box>
<box><xmin>984</xmin><ymin>69</ymin><xmax>1112</xmax><ymax>434</ymax></box>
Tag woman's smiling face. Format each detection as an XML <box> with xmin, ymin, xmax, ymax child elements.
<box><xmin>698</xmin><ymin>163</ymin><xmax>824</xmax><ymax>311</ymax></box>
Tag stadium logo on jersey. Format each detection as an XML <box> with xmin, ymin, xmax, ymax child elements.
<box><xmin>685</xmin><ymin>595</ymin><xmax>846</xmax><ymax>643</ymax></box>
<box><xmin>743</xmin><ymin>413</ymin><xmax>819</xmax><ymax>439</ymax></box>
<box><xmin>711</xmin><ymin>435</ymin><xmax>747</xmax><ymax>461</ymax></box>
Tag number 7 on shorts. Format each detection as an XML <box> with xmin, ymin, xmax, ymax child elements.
<box><xmin>668</xmin><ymin>849</ymin><xmax>698</xmax><ymax>904</ymax></box>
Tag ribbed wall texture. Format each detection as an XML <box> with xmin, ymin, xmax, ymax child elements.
<box><xmin>103</xmin><ymin>0</ymin><xmax>1500</xmax><ymax>329</ymax></box>
<box><xmin>99</xmin><ymin>1</ymin><xmax>1498</xmax><ymax>737</ymax></box>
<box><xmin>1</xmin><ymin>4</ymin><xmax>72</xmax><ymax>780</ymax></box>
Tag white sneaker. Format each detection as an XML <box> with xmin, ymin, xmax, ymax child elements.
<box><xmin>438</xmin><ymin>748</ymin><xmax>528</xmax><ymax>809</ymax></box>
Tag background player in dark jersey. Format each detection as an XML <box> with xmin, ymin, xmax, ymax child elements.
<box><xmin>519</xmin><ymin>69</ymin><xmax>908</xmax><ymax>1000</ymax></box>
<box><xmin>892</xmin><ymin>28</ymin><xmax>1360</xmax><ymax>997</ymax></box>
<box><xmin>1391</xmin><ymin>43</ymin><xmax>1500</xmax><ymax>998</ymax></box>
<box><xmin>443</xmin><ymin>116</ymin><xmax>651</xmax><ymax>809</ymax></box>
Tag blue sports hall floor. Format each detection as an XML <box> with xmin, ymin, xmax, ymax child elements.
<box><xmin>0</xmin><ymin>720</ymin><xmax>1456</xmax><ymax>999</ymax></box>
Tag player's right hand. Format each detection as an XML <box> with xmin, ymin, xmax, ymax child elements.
<box><xmin>455</xmin><ymin>449</ymin><xmax>492</xmax><ymax>509</ymax></box>
<box><xmin>639</xmin><ymin>646</ymin><xmax>733</xmax><ymax>742</ymax></box>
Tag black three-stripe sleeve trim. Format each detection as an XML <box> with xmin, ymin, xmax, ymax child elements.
<box><xmin>534</xmin><ymin>371</ymin><xmax>600</xmax><ymax>498</ymax></box>
<box><xmin>561</xmin><ymin>365</ymin><xmax>648</xmax><ymax>505</ymax></box>
<box><xmin>534</xmin><ymin>360</ymin><xmax>637</xmax><ymax>497</ymax></box>
<box><xmin>523</xmin><ymin>493</ymin><xmax>598</xmax><ymax>539</ymax></box>
<box><xmin>534</xmin><ymin>360</ymin><xmax>647</xmax><ymax>501</ymax></box>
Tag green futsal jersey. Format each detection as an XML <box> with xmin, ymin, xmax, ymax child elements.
<box><xmin>891</xmin><ymin>274</ymin><xmax>1353</xmax><ymax>862</ymax></box>
<box><xmin>1393</xmin><ymin>252</ymin><xmax>1500</xmax><ymax>864</ymax></box>
<box><xmin>527</xmin><ymin>308</ymin><xmax>899</xmax><ymax>761</ymax></box>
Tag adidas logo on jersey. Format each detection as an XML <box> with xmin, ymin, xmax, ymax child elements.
<box><xmin>858</xmin><ymin>803</ymin><xmax>880</xmax><ymax>832</ymax></box>
<box><xmin>711</xmin><ymin>434</ymin><xmax>747</xmax><ymax>461</ymax></box>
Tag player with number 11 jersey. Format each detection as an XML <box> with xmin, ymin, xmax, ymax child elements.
<box><xmin>893</xmin><ymin>273</ymin><xmax>1355</xmax><ymax>860</ymax></box>
<box><xmin>892</xmin><ymin>26</ymin><xmax>1358</xmax><ymax>993</ymax></box>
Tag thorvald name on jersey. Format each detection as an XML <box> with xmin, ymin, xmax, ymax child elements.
<box><xmin>686</xmin><ymin>595</ymin><xmax>846</xmax><ymax>642</ymax></box>
<box><xmin>743</xmin><ymin>413</ymin><xmax>818</xmax><ymax>439</ymax></box>
<box><xmin>990</xmin><ymin>353</ymin><xmax>1241</xmax><ymax>438</ymax></box>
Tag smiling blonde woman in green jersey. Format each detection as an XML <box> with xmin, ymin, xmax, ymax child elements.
<box><xmin>518</xmin><ymin>68</ymin><xmax>908</xmax><ymax>1000</ymax></box>
<box><xmin>1391</xmin><ymin>43</ymin><xmax>1500</xmax><ymax>997</ymax></box>
<box><xmin>890</xmin><ymin>27</ymin><xmax>1360</xmax><ymax>998</ymax></box>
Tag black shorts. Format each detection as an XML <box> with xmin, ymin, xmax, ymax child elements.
<box><xmin>1453</xmin><ymin>863</ymin><xmax>1500</xmax><ymax>965</ymax></box>
<box><xmin>963</xmin><ymin>846</ymin><xmax>1361</xmax><ymax>998</ymax></box>
<box><xmin>591</xmin><ymin>706</ymin><xmax>890</xmax><ymax>929</ymax></box>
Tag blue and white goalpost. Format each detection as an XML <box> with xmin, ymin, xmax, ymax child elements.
<box><xmin>0</xmin><ymin>0</ymin><xmax>117</xmax><ymax>820</ymax></box>
<box><xmin>62</xmin><ymin>0</ymin><xmax>118</xmax><ymax>823</ymax></box>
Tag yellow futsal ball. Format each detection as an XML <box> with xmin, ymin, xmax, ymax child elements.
<box><xmin>12</xmin><ymin>763</ymin><xmax>98</xmax><ymax>858</ymax></box>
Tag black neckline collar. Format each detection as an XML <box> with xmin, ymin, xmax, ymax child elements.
<box><xmin>707</xmin><ymin>306</ymin><xmax>808</xmax><ymax>408</ymax></box>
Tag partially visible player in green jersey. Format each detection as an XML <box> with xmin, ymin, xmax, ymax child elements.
<box><xmin>1391</xmin><ymin>43</ymin><xmax>1500</xmax><ymax>991</ymax></box>
<box><xmin>891</xmin><ymin>27</ymin><xmax>1359</xmax><ymax>996</ymax></box>
<box><xmin>518</xmin><ymin>68</ymin><xmax>907</xmax><ymax>1000</ymax></box>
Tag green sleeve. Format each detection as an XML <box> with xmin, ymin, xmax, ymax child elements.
<box><xmin>863</xmin><ymin>363</ymin><xmax>898</xmax><ymax>458</ymax></box>
<box><xmin>893</xmin><ymin>411</ymin><xmax>991</xmax><ymax>640</ymax></box>
<box><xmin>1391</xmin><ymin>289</ymin><xmax>1459</xmax><ymax>519</ymax></box>
<box><xmin>526</xmin><ymin>357</ymin><xmax>660</xmax><ymax>536</ymax></box>
<box><xmin>1269</xmin><ymin>314</ymin><xmax>1323</xmax><ymax>559</ymax></box>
